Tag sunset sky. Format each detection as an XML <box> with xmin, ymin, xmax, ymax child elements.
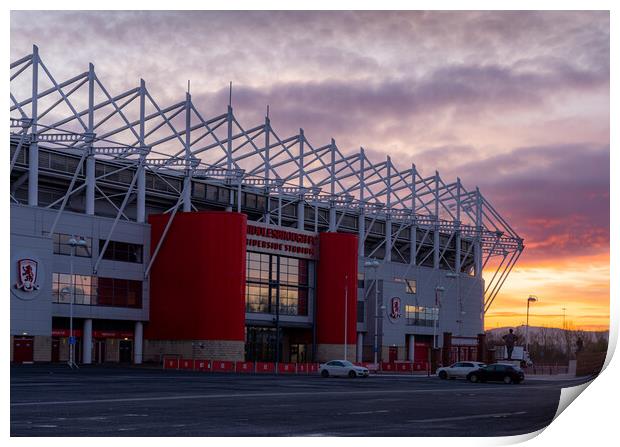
<box><xmin>10</xmin><ymin>11</ymin><xmax>610</xmax><ymax>331</ymax></box>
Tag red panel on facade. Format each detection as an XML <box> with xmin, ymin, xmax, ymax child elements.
<box><xmin>146</xmin><ymin>211</ymin><xmax>247</xmax><ymax>341</ymax></box>
<box><xmin>316</xmin><ymin>232</ymin><xmax>358</xmax><ymax>344</ymax></box>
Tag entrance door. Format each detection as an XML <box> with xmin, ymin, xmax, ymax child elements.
<box><xmin>290</xmin><ymin>344</ymin><xmax>307</xmax><ymax>363</ymax></box>
<box><xmin>51</xmin><ymin>338</ymin><xmax>60</xmax><ymax>362</ymax></box>
<box><xmin>389</xmin><ymin>346</ymin><xmax>398</xmax><ymax>363</ymax></box>
<box><xmin>13</xmin><ymin>336</ymin><xmax>34</xmax><ymax>363</ymax></box>
<box><xmin>119</xmin><ymin>340</ymin><xmax>133</xmax><ymax>363</ymax></box>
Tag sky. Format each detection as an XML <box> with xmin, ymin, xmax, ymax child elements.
<box><xmin>10</xmin><ymin>11</ymin><xmax>610</xmax><ymax>331</ymax></box>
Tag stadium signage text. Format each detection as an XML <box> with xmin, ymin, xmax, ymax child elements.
<box><xmin>247</xmin><ymin>223</ymin><xmax>318</xmax><ymax>259</ymax></box>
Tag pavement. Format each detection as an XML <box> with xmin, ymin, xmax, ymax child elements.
<box><xmin>10</xmin><ymin>364</ymin><xmax>593</xmax><ymax>437</ymax></box>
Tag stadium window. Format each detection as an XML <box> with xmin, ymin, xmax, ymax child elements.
<box><xmin>357</xmin><ymin>301</ymin><xmax>365</xmax><ymax>323</ymax></box>
<box><xmin>218</xmin><ymin>187</ymin><xmax>230</xmax><ymax>203</ymax></box>
<box><xmin>206</xmin><ymin>184</ymin><xmax>218</xmax><ymax>201</ymax></box>
<box><xmin>53</xmin><ymin>233</ymin><xmax>92</xmax><ymax>258</ymax></box>
<box><xmin>52</xmin><ymin>273</ymin><xmax>97</xmax><ymax>305</ymax></box>
<box><xmin>192</xmin><ymin>182</ymin><xmax>205</xmax><ymax>199</ymax></box>
<box><xmin>405</xmin><ymin>304</ymin><xmax>438</xmax><ymax>327</ymax></box>
<box><xmin>245</xmin><ymin>193</ymin><xmax>256</xmax><ymax>209</ymax></box>
<box><xmin>255</xmin><ymin>195</ymin><xmax>266</xmax><ymax>211</ymax></box>
<box><xmin>405</xmin><ymin>279</ymin><xmax>417</xmax><ymax>294</ymax></box>
<box><xmin>393</xmin><ymin>277</ymin><xmax>416</xmax><ymax>294</ymax></box>
<box><xmin>99</xmin><ymin>240</ymin><xmax>143</xmax><ymax>263</ymax></box>
<box><xmin>245</xmin><ymin>252</ymin><xmax>312</xmax><ymax>316</ymax></box>
<box><xmin>96</xmin><ymin>277</ymin><xmax>142</xmax><ymax>308</ymax></box>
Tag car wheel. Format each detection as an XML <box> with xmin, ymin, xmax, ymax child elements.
<box><xmin>438</xmin><ymin>370</ymin><xmax>448</xmax><ymax>380</ymax></box>
<box><xmin>321</xmin><ymin>370</ymin><xmax>329</xmax><ymax>378</ymax></box>
<box><xmin>348</xmin><ymin>370</ymin><xmax>357</xmax><ymax>378</ymax></box>
<box><xmin>469</xmin><ymin>374</ymin><xmax>479</xmax><ymax>383</ymax></box>
<box><xmin>503</xmin><ymin>375</ymin><xmax>513</xmax><ymax>384</ymax></box>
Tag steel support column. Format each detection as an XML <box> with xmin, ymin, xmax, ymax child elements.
<box><xmin>85</xmin><ymin>63</ymin><xmax>95</xmax><ymax>215</ymax></box>
<box><xmin>28</xmin><ymin>45</ymin><xmax>39</xmax><ymax>207</ymax></box>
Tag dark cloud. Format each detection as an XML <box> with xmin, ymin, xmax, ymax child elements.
<box><xmin>454</xmin><ymin>144</ymin><xmax>610</xmax><ymax>261</ymax></box>
<box><xmin>9</xmin><ymin>10</ymin><xmax>610</xmax><ymax>266</ymax></box>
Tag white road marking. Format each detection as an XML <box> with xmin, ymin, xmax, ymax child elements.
<box><xmin>348</xmin><ymin>410</ymin><xmax>389</xmax><ymax>415</ymax></box>
<box><xmin>408</xmin><ymin>411</ymin><xmax>527</xmax><ymax>423</ymax></box>
<box><xmin>10</xmin><ymin>385</ymin><xmax>556</xmax><ymax>407</ymax></box>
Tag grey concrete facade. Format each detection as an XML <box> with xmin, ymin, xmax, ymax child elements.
<box><xmin>10</xmin><ymin>203</ymin><xmax>149</xmax><ymax>362</ymax></box>
<box><xmin>356</xmin><ymin>258</ymin><xmax>484</xmax><ymax>362</ymax></box>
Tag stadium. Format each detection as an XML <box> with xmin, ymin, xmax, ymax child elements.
<box><xmin>9</xmin><ymin>46</ymin><xmax>523</xmax><ymax>367</ymax></box>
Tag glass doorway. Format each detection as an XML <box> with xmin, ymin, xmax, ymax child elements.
<box><xmin>119</xmin><ymin>340</ymin><xmax>133</xmax><ymax>363</ymax></box>
<box><xmin>245</xmin><ymin>327</ymin><xmax>281</xmax><ymax>362</ymax></box>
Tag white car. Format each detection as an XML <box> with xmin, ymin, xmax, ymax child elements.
<box><xmin>320</xmin><ymin>360</ymin><xmax>369</xmax><ymax>378</ymax></box>
<box><xmin>437</xmin><ymin>361</ymin><xmax>486</xmax><ymax>380</ymax></box>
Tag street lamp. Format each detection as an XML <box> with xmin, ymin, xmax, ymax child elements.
<box><xmin>364</xmin><ymin>259</ymin><xmax>380</xmax><ymax>364</ymax></box>
<box><xmin>344</xmin><ymin>273</ymin><xmax>349</xmax><ymax>361</ymax></box>
<box><xmin>68</xmin><ymin>237</ymin><xmax>88</xmax><ymax>369</ymax></box>
<box><xmin>526</xmin><ymin>295</ymin><xmax>538</xmax><ymax>354</ymax></box>
<box><xmin>445</xmin><ymin>272</ymin><xmax>462</xmax><ymax>334</ymax></box>
<box><xmin>433</xmin><ymin>286</ymin><xmax>445</xmax><ymax>349</ymax></box>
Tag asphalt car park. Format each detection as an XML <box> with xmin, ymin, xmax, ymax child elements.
<box><xmin>10</xmin><ymin>364</ymin><xmax>591</xmax><ymax>437</ymax></box>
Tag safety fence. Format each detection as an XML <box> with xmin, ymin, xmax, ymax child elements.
<box><xmin>526</xmin><ymin>364</ymin><xmax>569</xmax><ymax>375</ymax></box>
<box><xmin>162</xmin><ymin>357</ymin><xmax>429</xmax><ymax>374</ymax></box>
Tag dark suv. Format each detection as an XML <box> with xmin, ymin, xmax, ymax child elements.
<box><xmin>466</xmin><ymin>363</ymin><xmax>524</xmax><ymax>384</ymax></box>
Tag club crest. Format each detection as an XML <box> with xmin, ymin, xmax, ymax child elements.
<box><xmin>389</xmin><ymin>297</ymin><xmax>402</xmax><ymax>319</ymax></box>
<box><xmin>15</xmin><ymin>258</ymin><xmax>39</xmax><ymax>292</ymax></box>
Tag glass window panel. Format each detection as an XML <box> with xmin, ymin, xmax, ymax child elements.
<box><xmin>218</xmin><ymin>187</ymin><xmax>229</xmax><ymax>203</ymax></box>
<box><xmin>298</xmin><ymin>288</ymin><xmax>308</xmax><ymax>316</ymax></box>
<box><xmin>206</xmin><ymin>185</ymin><xmax>218</xmax><ymax>201</ymax></box>
<box><xmin>246</xmin><ymin>193</ymin><xmax>257</xmax><ymax>209</ymax></box>
<box><xmin>192</xmin><ymin>182</ymin><xmax>205</xmax><ymax>199</ymax></box>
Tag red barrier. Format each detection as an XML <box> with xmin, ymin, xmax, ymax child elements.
<box><xmin>308</xmin><ymin>363</ymin><xmax>319</xmax><ymax>373</ymax></box>
<box><xmin>413</xmin><ymin>362</ymin><xmax>427</xmax><ymax>371</ymax></box>
<box><xmin>256</xmin><ymin>362</ymin><xmax>276</xmax><ymax>373</ymax></box>
<box><xmin>297</xmin><ymin>363</ymin><xmax>309</xmax><ymax>374</ymax></box>
<box><xmin>381</xmin><ymin>362</ymin><xmax>395</xmax><ymax>372</ymax></box>
<box><xmin>179</xmin><ymin>358</ymin><xmax>194</xmax><ymax>370</ymax></box>
<box><xmin>236</xmin><ymin>361</ymin><xmax>255</xmax><ymax>373</ymax></box>
<box><xmin>163</xmin><ymin>357</ymin><xmax>179</xmax><ymax>370</ymax></box>
<box><xmin>211</xmin><ymin>360</ymin><xmax>235</xmax><ymax>372</ymax></box>
<box><xmin>194</xmin><ymin>359</ymin><xmax>211</xmax><ymax>371</ymax></box>
<box><xmin>278</xmin><ymin>363</ymin><xmax>296</xmax><ymax>374</ymax></box>
<box><xmin>355</xmin><ymin>362</ymin><xmax>375</xmax><ymax>369</ymax></box>
<box><xmin>396</xmin><ymin>362</ymin><xmax>413</xmax><ymax>373</ymax></box>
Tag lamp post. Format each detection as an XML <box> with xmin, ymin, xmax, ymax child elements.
<box><xmin>526</xmin><ymin>295</ymin><xmax>538</xmax><ymax>354</ymax></box>
<box><xmin>68</xmin><ymin>237</ymin><xmax>87</xmax><ymax>369</ymax></box>
<box><xmin>364</xmin><ymin>260</ymin><xmax>380</xmax><ymax>364</ymax></box>
<box><xmin>445</xmin><ymin>272</ymin><xmax>461</xmax><ymax>334</ymax></box>
<box><xmin>344</xmin><ymin>273</ymin><xmax>348</xmax><ymax>361</ymax></box>
<box><xmin>433</xmin><ymin>286</ymin><xmax>445</xmax><ymax>349</ymax></box>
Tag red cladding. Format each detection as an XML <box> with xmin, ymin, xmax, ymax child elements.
<box><xmin>316</xmin><ymin>232</ymin><xmax>358</xmax><ymax>344</ymax></box>
<box><xmin>146</xmin><ymin>211</ymin><xmax>247</xmax><ymax>341</ymax></box>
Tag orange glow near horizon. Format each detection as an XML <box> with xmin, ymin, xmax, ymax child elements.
<box><xmin>483</xmin><ymin>253</ymin><xmax>610</xmax><ymax>332</ymax></box>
